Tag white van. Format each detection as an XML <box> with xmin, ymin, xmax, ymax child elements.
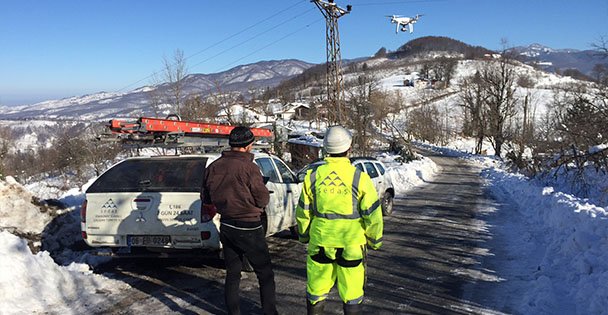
<box><xmin>81</xmin><ymin>152</ymin><xmax>301</xmax><ymax>255</ymax></box>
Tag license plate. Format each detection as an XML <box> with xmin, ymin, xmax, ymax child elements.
<box><xmin>128</xmin><ymin>235</ymin><xmax>171</xmax><ymax>247</ymax></box>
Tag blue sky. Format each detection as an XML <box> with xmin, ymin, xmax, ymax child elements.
<box><xmin>1</xmin><ymin>0</ymin><xmax>607</xmax><ymax>106</ymax></box>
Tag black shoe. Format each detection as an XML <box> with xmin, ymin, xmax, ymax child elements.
<box><xmin>343</xmin><ymin>303</ymin><xmax>362</xmax><ymax>315</ymax></box>
<box><xmin>306</xmin><ymin>300</ymin><xmax>325</xmax><ymax>315</ymax></box>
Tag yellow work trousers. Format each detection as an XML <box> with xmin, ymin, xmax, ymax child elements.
<box><xmin>306</xmin><ymin>244</ymin><xmax>365</xmax><ymax>305</ymax></box>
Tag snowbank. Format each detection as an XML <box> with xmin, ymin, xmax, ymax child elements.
<box><xmin>0</xmin><ymin>176</ymin><xmax>53</xmax><ymax>234</ymax></box>
<box><xmin>379</xmin><ymin>154</ymin><xmax>438</xmax><ymax>195</ymax></box>
<box><xmin>0</xmin><ymin>231</ymin><xmax>126</xmax><ymax>315</ymax></box>
<box><xmin>0</xmin><ymin>176</ymin><xmax>120</xmax><ymax>314</ymax></box>
<box><xmin>482</xmin><ymin>164</ymin><xmax>608</xmax><ymax>315</ymax></box>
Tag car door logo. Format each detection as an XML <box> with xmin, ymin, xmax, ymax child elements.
<box><xmin>102</xmin><ymin>199</ymin><xmax>118</xmax><ymax>210</ymax></box>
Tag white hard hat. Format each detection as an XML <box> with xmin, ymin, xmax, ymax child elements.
<box><xmin>323</xmin><ymin>126</ymin><xmax>352</xmax><ymax>154</ymax></box>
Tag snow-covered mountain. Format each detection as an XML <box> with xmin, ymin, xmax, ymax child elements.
<box><xmin>510</xmin><ymin>43</ymin><xmax>604</xmax><ymax>77</ymax></box>
<box><xmin>512</xmin><ymin>43</ymin><xmax>579</xmax><ymax>57</ymax></box>
<box><xmin>0</xmin><ymin>59</ymin><xmax>313</xmax><ymax>120</ymax></box>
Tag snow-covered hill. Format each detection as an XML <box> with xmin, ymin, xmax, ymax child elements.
<box><xmin>0</xmin><ymin>59</ymin><xmax>313</xmax><ymax>120</ymax></box>
<box><xmin>510</xmin><ymin>43</ymin><xmax>604</xmax><ymax>76</ymax></box>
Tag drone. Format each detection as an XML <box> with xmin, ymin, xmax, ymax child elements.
<box><xmin>386</xmin><ymin>14</ymin><xmax>423</xmax><ymax>34</ymax></box>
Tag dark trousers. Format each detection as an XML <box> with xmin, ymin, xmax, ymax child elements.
<box><xmin>220</xmin><ymin>220</ymin><xmax>278</xmax><ymax>315</ymax></box>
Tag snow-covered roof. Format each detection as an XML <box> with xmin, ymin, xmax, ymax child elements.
<box><xmin>287</xmin><ymin>133</ymin><xmax>323</xmax><ymax>147</ymax></box>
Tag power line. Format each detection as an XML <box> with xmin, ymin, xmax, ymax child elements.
<box><xmin>182</xmin><ymin>0</ymin><xmax>309</xmax><ymax>68</ymax></box>
<box><xmin>191</xmin><ymin>7</ymin><xmax>317</xmax><ymax>74</ymax></box>
<box><xmin>215</xmin><ymin>18</ymin><xmax>324</xmax><ymax>73</ymax></box>
<box><xmin>117</xmin><ymin>0</ymin><xmax>309</xmax><ymax>92</ymax></box>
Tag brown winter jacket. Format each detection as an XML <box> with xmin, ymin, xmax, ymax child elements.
<box><xmin>201</xmin><ymin>150</ymin><xmax>270</xmax><ymax>222</ymax></box>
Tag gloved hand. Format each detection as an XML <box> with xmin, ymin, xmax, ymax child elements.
<box><xmin>366</xmin><ymin>238</ymin><xmax>382</xmax><ymax>250</ymax></box>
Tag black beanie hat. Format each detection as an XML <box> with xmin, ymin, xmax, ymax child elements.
<box><xmin>229</xmin><ymin>126</ymin><xmax>255</xmax><ymax>147</ymax></box>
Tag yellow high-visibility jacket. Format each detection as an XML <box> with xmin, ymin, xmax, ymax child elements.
<box><xmin>296</xmin><ymin>157</ymin><xmax>383</xmax><ymax>249</ymax></box>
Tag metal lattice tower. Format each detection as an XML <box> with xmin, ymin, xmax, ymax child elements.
<box><xmin>312</xmin><ymin>0</ymin><xmax>351</xmax><ymax>124</ymax></box>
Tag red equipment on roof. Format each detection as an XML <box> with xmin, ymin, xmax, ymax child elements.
<box><xmin>108</xmin><ymin>117</ymin><xmax>273</xmax><ymax>138</ymax></box>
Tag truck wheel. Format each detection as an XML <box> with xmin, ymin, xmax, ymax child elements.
<box><xmin>381</xmin><ymin>192</ymin><xmax>394</xmax><ymax>216</ymax></box>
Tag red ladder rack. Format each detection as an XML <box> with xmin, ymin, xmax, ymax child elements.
<box><xmin>108</xmin><ymin>117</ymin><xmax>273</xmax><ymax>138</ymax></box>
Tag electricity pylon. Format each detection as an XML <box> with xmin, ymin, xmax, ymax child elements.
<box><xmin>312</xmin><ymin>0</ymin><xmax>351</xmax><ymax>124</ymax></box>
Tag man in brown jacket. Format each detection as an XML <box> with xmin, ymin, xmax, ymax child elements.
<box><xmin>201</xmin><ymin>126</ymin><xmax>278</xmax><ymax>315</ymax></box>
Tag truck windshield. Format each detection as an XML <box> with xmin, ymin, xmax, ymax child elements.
<box><xmin>87</xmin><ymin>157</ymin><xmax>208</xmax><ymax>193</ymax></box>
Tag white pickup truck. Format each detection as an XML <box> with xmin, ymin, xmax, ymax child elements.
<box><xmin>81</xmin><ymin>152</ymin><xmax>301</xmax><ymax>255</ymax></box>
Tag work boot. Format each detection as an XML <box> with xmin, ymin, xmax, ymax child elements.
<box><xmin>306</xmin><ymin>300</ymin><xmax>325</xmax><ymax>315</ymax></box>
<box><xmin>343</xmin><ymin>303</ymin><xmax>362</xmax><ymax>315</ymax></box>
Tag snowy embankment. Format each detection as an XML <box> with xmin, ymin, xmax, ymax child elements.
<box><xmin>0</xmin><ymin>177</ymin><xmax>126</xmax><ymax>315</ymax></box>
<box><xmin>378</xmin><ymin>153</ymin><xmax>438</xmax><ymax>195</ymax></box>
<box><xmin>422</xmin><ymin>140</ymin><xmax>607</xmax><ymax>314</ymax></box>
<box><xmin>0</xmin><ymin>177</ymin><xmax>53</xmax><ymax>234</ymax></box>
<box><xmin>0</xmin><ymin>231</ymin><xmax>125</xmax><ymax>315</ymax></box>
<box><xmin>482</xmin><ymin>166</ymin><xmax>608</xmax><ymax>315</ymax></box>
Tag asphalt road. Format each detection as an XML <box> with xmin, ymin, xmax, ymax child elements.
<box><xmin>93</xmin><ymin>152</ymin><xmax>507</xmax><ymax>315</ymax></box>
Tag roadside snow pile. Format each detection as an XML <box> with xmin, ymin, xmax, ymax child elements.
<box><xmin>0</xmin><ymin>176</ymin><xmax>53</xmax><ymax>234</ymax></box>
<box><xmin>534</xmin><ymin>166</ymin><xmax>608</xmax><ymax>208</ymax></box>
<box><xmin>378</xmin><ymin>153</ymin><xmax>438</xmax><ymax>195</ymax></box>
<box><xmin>40</xmin><ymin>184</ymin><xmax>110</xmax><ymax>268</ymax></box>
<box><xmin>0</xmin><ymin>177</ymin><xmax>120</xmax><ymax>314</ymax></box>
<box><xmin>0</xmin><ymin>231</ymin><xmax>126</xmax><ymax>315</ymax></box>
<box><xmin>482</xmin><ymin>165</ymin><xmax>608</xmax><ymax>315</ymax></box>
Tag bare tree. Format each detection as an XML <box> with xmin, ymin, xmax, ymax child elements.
<box><xmin>407</xmin><ymin>105</ymin><xmax>442</xmax><ymax>143</ymax></box>
<box><xmin>0</xmin><ymin>126</ymin><xmax>13</xmax><ymax>179</ymax></box>
<box><xmin>480</xmin><ymin>56</ymin><xmax>518</xmax><ymax>156</ymax></box>
<box><xmin>554</xmin><ymin>83</ymin><xmax>608</xmax><ymax>149</ymax></box>
<box><xmin>530</xmin><ymin>82</ymin><xmax>608</xmax><ymax>192</ymax></box>
<box><xmin>150</xmin><ymin>49</ymin><xmax>188</xmax><ymax>115</ymax></box>
<box><xmin>432</xmin><ymin>57</ymin><xmax>458</xmax><ymax>87</ymax></box>
<box><xmin>591</xmin><ymin>63</ymin><xmax>608</xmax><ymax>85</ymax></box>
<box><xmin>459</xmin><ymin>71</ymin><xmax>488</xmax><ymax>154</ymax></box>
<box><xmin>370</xmin><ymin>89</ymin><xmax>402</xmax><ymax>133</ymax></box>
<box><xmin>504</xmin><ymin>75</ymin><xmax>539</xmax><ymax>169</ymax></box>
<box><xmin>148</xmin><ymin>85</ymin><xmax>166</xmax><ymax>117</ymax></box>
<box><xmin>345</xmin><ymin>74</ymin><xmax>378</xmax><ymax>155</ymax></box>
<box><xmin>181</xmin><ymin>94</ymin><xmax>211</xmax><ymax>122</ymax></box>
<box><xmin>592</xmin><ymin>35</ymin><xmax>608</xmax><ymax>58</ymax></box>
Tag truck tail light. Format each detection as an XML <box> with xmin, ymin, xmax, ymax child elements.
<box><xmin>201</xmin><ymin>204</ymin><xmax>217</xmax><ymax>223</ymax></box>
<box><xmin>201</xmin><ymin>231</ymin><xmax>211</xmax><ymax>240</ymax></box>
<box><xmin>80</xmin><ymin>200</ymin><xmax>87</xmax><ymax>223</ymax></box>
<box><xmin>80</xmin><ymin>200</ymin><xmax>87</xmax><ymax>239</ymax></box>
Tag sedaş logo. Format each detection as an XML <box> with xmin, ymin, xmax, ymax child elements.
<box><xmin>318</xmin><ymin>171</ymin><xmax>350</xmax><ymax>195</ymax></box>
<box><xmin>101</xmin><ymin>199</ymin><xmax>118</xmax><ymax>210</ymax></box>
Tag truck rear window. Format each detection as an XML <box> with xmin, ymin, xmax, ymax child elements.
<box><xmin>87</xmin><ymin>157</ymin><xmax>208</xmax><ymax>193</ymax></box>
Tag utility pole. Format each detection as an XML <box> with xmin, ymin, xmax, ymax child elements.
<box><xmin>312</xmin><ymin>0</ymin><xmax>351</xmax><ymax>124</ymax></box>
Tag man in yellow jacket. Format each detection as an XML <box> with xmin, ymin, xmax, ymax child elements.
<box><xmin>296</xmin><ymin>126</ymin><xmax>383</xmax><ymax>315</ymax></box>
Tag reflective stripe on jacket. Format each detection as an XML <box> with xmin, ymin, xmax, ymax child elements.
<box><xmin>296</xmin><ymin>157</ymin><xmax>383</xmax><ymax>249</ymax></box>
